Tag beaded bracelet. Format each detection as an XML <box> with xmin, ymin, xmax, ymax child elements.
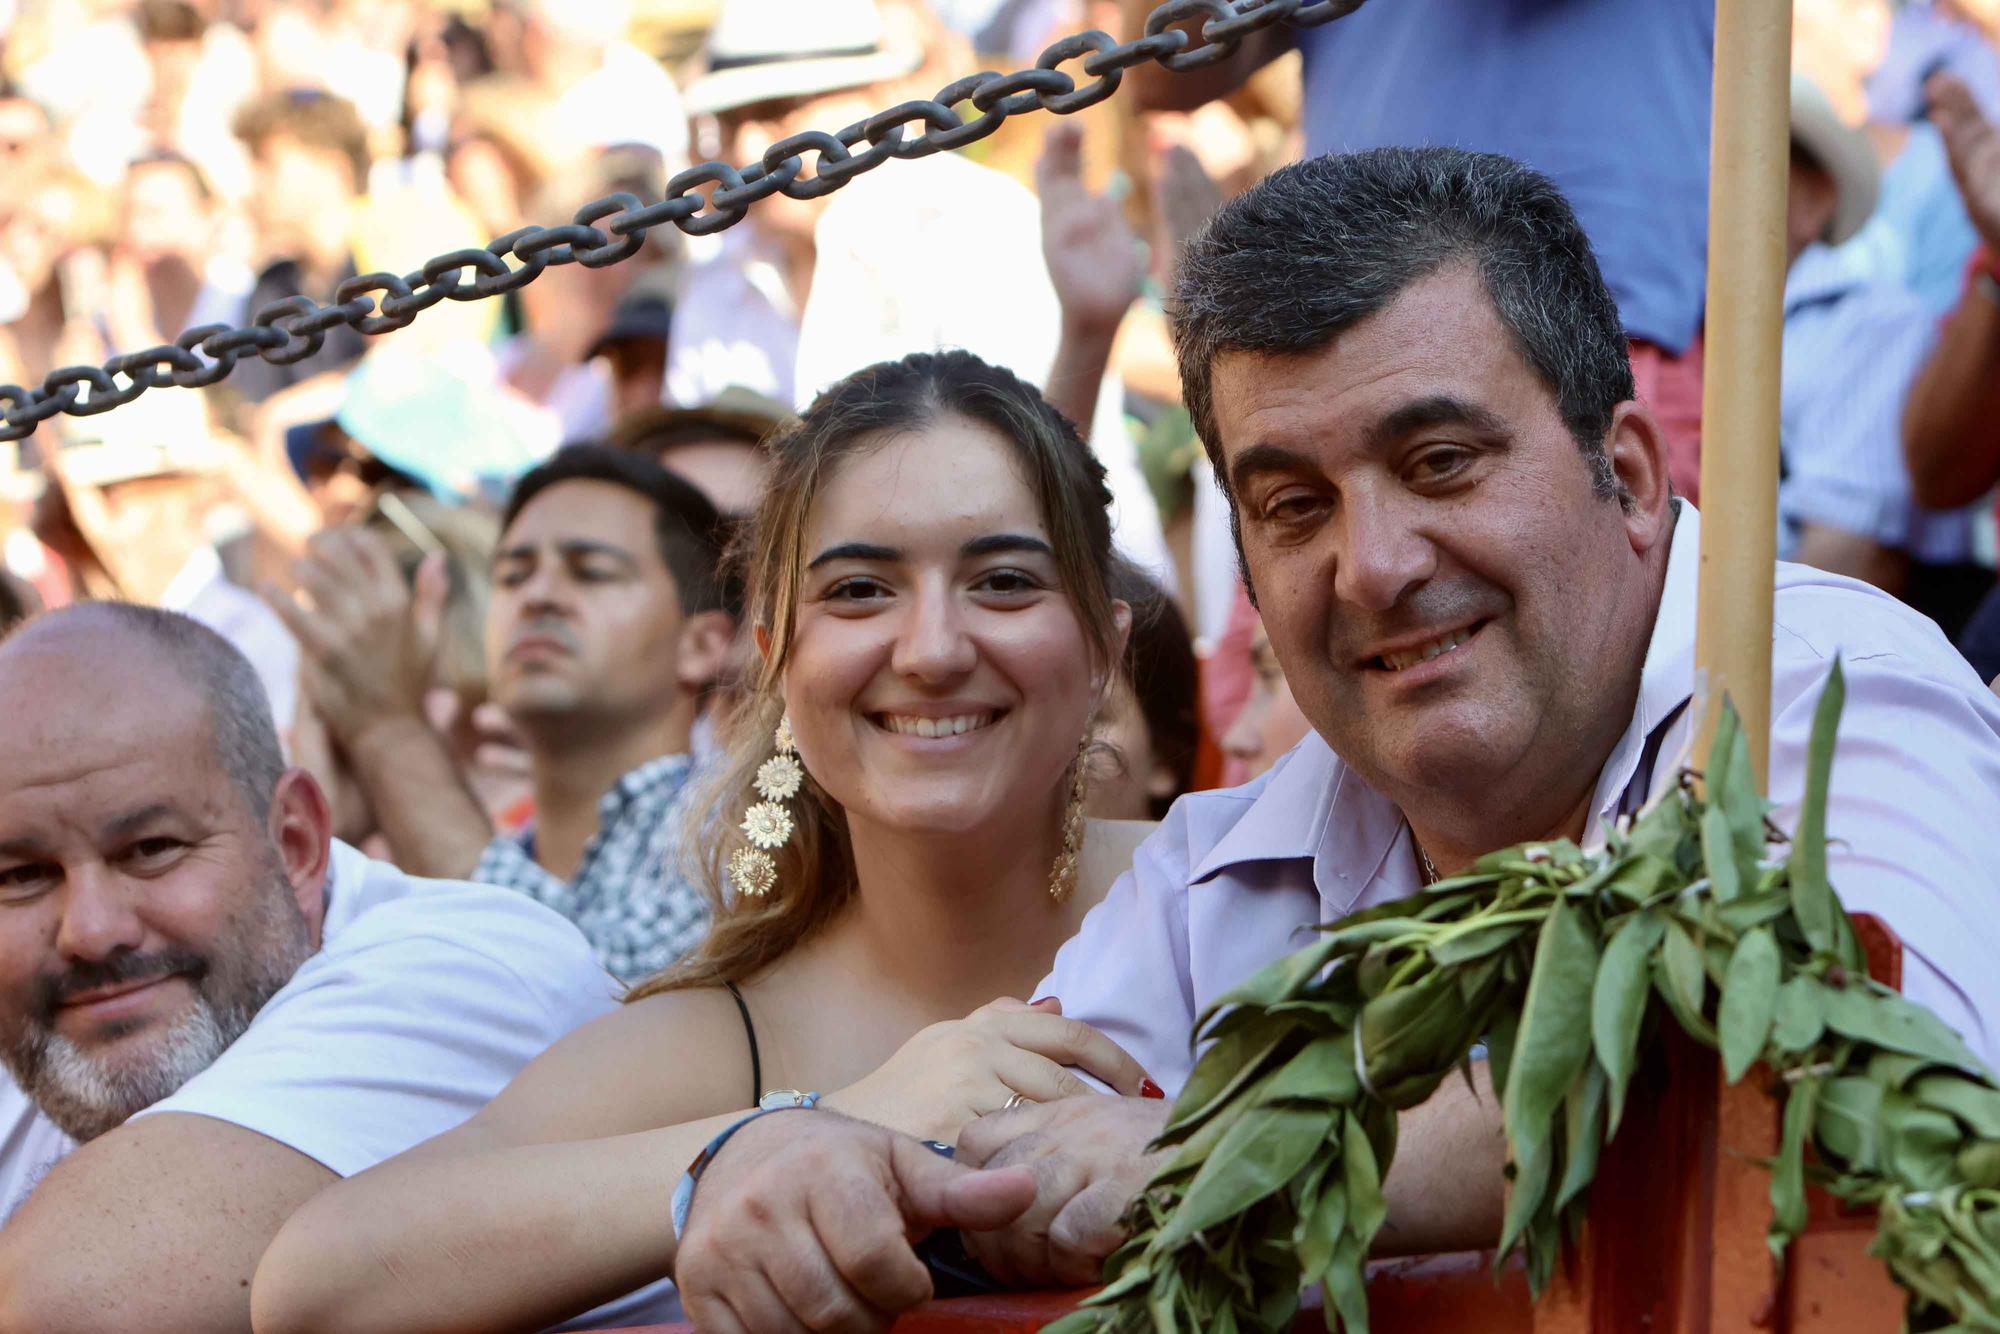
<box><xmin>670</xmin><ymin>1098</ymin><xmax>821</xmax><ymax>1240</ymax></box>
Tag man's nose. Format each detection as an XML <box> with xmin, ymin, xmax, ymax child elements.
<box><xmin>891</xmin><ymin>583</ymin><xmax>977</xmax><ymax>683</ymax></box>
<box><xmin>513</xmin><ymin>565</ymin><xmax>572</xmax><ymax>615</ymax></box>
<box><xmin>1331</xmin><ymin>494</ymin><xmax>1438</xmax><ymax>614</ymax></box>
<box><xmin>54</xmin><ymin>866</ymin><xmax>148</xmax><ymax>963</ymax></box>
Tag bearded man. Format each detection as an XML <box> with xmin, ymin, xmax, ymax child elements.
<box><xmin>0</xmin><ymin>603</ymin><xmax>615</xmax><ymax>1334</ymax></box>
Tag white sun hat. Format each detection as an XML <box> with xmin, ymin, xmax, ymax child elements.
<box><xmin>1790</xmin><ymin>73</ymin><xmax>1882</xmax><ymax>247</ymax></box>
<box><xmin>684</xmin><ymin>0</ymin><xmax>923</xmax><ymax>118</ymax></box>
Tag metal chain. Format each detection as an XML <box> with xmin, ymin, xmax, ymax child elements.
<box><xmin>0</xmin><ymin>0</ymin><xmax>1367</xmax><ymax>442</ymax></box>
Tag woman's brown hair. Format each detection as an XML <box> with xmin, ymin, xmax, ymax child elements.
<box><xmin>627</xmin><ymin>349</ymin><xmax>1119</xmax><ymax>999</ymax></box>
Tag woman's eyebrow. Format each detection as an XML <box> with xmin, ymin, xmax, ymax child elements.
<box><xmin>961</xmin><ymin>533</ymin><xmax>1054</xmax><ymax>558</ymax></box>
<box><xmin>806</xmin><ymin>541</ymin><xmax>900</xmax><ymax>570</ymax></box>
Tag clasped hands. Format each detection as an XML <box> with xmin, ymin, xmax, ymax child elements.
<box><xmin>675</xmin><ymin>1001</ymin><xmax>1173</xmax><ymax>1334</ymax></box>
<box><xmin>263</xmin><ymin>526</ymin><xmax>445</xmax><ymax>749</ymax></box>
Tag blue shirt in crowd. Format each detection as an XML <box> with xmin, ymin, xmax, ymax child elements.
<box><xmin>1779</xmin><ymin>243</ymin><xmax>1978</xmax><ymax>566</ymax></box>
<box><xmin>1295</xmin><ymin>0</ymin><xmax>1714</xmax><ymax>354</ymax></box>
<box><xmin>1840</xmin><ymin>2</ymin><xmax>2000</xmax><ymax>318</ymax></box>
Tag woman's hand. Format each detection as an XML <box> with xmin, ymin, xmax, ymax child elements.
<box><xmin>825</xmin><ymin>998</ymin><xmax>1158</xmax><ymax>1143</ymax></box>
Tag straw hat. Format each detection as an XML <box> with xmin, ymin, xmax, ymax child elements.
<box><xmin>1790</xmin><ymin>74</ymin><xmax>1881</xmax><ymax>246</ymax></box>
<box><xmin>684</xmin><ymin>0</ymin><xmax>921</xmax><ymax>117</ymax></box>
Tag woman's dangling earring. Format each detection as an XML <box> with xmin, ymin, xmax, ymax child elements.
<box><xmin>732</xmin><ymin>714</ymin><xmax>802</xmax><ymax>898</ymax></box>
<box><xmin>1048</xmin><ymin>726</ymin><xmax>1092</xmax><ymax>903</ymax></box>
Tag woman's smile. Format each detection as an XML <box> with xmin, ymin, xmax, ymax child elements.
<box><xmin>869</xmin><ymin>708</ymin><xmax>1008</xmax><ymax>743</ymax></box>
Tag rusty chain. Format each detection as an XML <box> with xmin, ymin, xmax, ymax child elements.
<box><xmin>0</xmin><ymin>0</ymin><xmax>1367</xmax><ymax>442</ymax></box>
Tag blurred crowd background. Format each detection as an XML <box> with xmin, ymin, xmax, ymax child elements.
<box><xmin>1</xmin><ymin>0</ymin><xmax>1999</xmax><ymax>851</ymax></box>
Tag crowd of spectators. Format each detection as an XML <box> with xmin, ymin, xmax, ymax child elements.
<box><xmin>1</xmin><ymin>0</ymin><xmax>1999</xmax><ymax>1329</ymax></box>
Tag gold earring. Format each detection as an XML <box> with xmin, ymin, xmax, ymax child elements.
<box><xmin>732</xmin><ymin>715</ymin><xmax>802</xmax><ymax>898</ymax></box>
<box><xmin>1049</xmin><ymin>731</ymin><xmax>1090</xmax><ymax>903</ymax></box>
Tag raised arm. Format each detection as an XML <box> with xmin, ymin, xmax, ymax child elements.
<box><xmin>1903</xmin><ymin>74</ymin><xmax>2000</xmax><ymax>510</ymax></box>
<box><xmin>1038</xmin><ymin>122</ymin><xmax>1144</xmax><ymax>440</ymax></box>
<box><xmin>1116</xmin><ymin>0</ymin><xmax>1295</xmax><ymax>111</ymax></box>
<box><xmin>264</xmin><ymin>527</ymin><xmax>495</xmax><ymax>879</ymax></box>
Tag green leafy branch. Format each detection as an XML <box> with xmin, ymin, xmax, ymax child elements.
<box><xmin>1048</xmin><ymin>663</ymin><xmax>2000</xmax><ymax>1333</ymax></box>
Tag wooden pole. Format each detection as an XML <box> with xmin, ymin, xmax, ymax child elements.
<box><xmin>1694</xmin><ymin>0</ymin><xmax>1793</xmax><ymax>785</ymax></box>
<box><xmin>1692</xmin><ymin>10</ymin><xmax>1794</xmax><ymax>1329</ymax></box>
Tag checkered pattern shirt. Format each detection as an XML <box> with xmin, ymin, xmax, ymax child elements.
<box><xmin>472</xmin><ymin>754</ymin><xmax>710</xmax><ymax>984</ymax></box>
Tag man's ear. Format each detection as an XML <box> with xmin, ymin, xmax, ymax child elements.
<box><xmin>675</xmin><ymin>610</ymin><xmax>739</xmax><ymax>693</ymax></box>
<box><xmin>1604</xmin><ymin>401</ymin><xmax>1675</xmax><ymax>558</ymax></box>
<box><xmin>267</xmin><ymin>768</ymin><xmax>333</xmax><ymax>949</ymax></box>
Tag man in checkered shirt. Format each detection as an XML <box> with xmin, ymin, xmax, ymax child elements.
<box><xmin>273</xmin><ymin>444</ymin><xmax>738</xmax><ymax>982</ymax></box>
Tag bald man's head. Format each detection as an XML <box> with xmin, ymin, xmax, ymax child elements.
<box><xmin>0</xmin><ymin>603</ymin><xmax>286</xmax><ymax>821</ymax></box>
<box><xmin>0</xmin><ymin>603</ymin><xmax>331</xmax><ymax>1141</ymax></box>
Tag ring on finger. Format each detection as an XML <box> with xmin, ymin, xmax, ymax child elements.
<box><xmin>1002</xmin><ymin>1092</ymin><xmax>1031</xmax><ymax>1113</ymax></box>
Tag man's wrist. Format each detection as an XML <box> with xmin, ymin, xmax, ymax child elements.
<box><xmin>671</xmin><ymin>1102</ymin><xmax>824</xmax><ymax>1240</ymax></box>
<box><xmin>347</xmin><ymin>711</ymin><xmax>443</xmax><ymax>764</ymax></box>
<box><xmin>1059</xmin><ymin>308</ymin><xmax>1127</xmax><ymax>344</ymax></box>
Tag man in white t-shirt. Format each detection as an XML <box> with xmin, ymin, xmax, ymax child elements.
<box><xmin>0</xmin><ymin>603</ymin><xmax>618</xmax><ymax>1333</ymax></box>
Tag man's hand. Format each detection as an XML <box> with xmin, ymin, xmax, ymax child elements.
<box><xmin>1038</xmin><ymin>121</ymin><xmax>1144</xmax><ymax>339</ymax></box>
<box><xmin>1151</xmin><ymin>142</ymin><xmax>1225</xmax><ymax>278</ymax></box>
<box><xmin>953</xmin><ymin>1095</ymin><xmax>1171</xmax><ymax>1289</ymax></box>
<box><xmin>1930</xmin><ymin>72</ymin><xmax>2000</xmax><ymax>253</ymax></box>
<box><xmin>266</xmin><ymin>528</ymin><xmax>445</xmax><ymax>747</ymax></box>
<box><xmin>676</xmin><ymin>1110</ymin><xmax>1037</xmax><ymax>1334</ymax></box>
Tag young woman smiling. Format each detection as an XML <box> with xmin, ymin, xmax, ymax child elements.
<box><xmin>253</xmin><ymin>351</ymin><xmax>1163</xmax><ymax>1333</ymax></box>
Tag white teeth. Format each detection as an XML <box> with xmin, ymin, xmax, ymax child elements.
<box><xmin>1380</xmin><ymin>627</ymin><xmax>1474</xmax><ymax>673</ymax></box>
<box><xmin>882</xmin><ymin>712</ymin><xmax>996</xmax><ymax>738</ymax></box>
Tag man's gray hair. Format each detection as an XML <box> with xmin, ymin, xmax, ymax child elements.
<box><xmin>3</xmin><ymin>603</ymin><xmax>287</xmax><ymax>820</ymax></box>
<box><xmin>1171</xmin><ymin>146</ymin><xmax>1636</xmax><ymax>510</ymax></box>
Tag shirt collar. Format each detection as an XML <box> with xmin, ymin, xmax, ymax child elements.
<box><xmin>517</xmin><ymin>753</ymin><xmax>693</xmax><ymax>856</ymax></box>
<box><xmin>1190</xmin><ymin>735</ymin><xmax>1341</xmax><ymax>882</ymax></box>
<box><xmin>1585</xmin><ymin>499</ymin><xmax>1702</xmax><ymax>833</ymax></box>
<box><xmin>598</xmin><ymin>752</ymin><xmax>693</xmax><ymax>819</ymax></box>
<box><xmin>1190</xmin><ymin>499</ymin><xmax>1703</xmax><ymax>906</ymax></box>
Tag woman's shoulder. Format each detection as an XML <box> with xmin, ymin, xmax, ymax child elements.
<box><xmin>460</xmin><ymin>984</ymin><xmax>760</xmax><ymax>1146</ymax></box>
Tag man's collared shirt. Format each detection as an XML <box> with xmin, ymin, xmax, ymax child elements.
<box><xmin>1781</xmin><ymin>244</ymin><xmax>1979</xmax><ymax>565</ymax></box>
<box><xmin>1045</xmin><ymin>505</ymin><xmax>2000</xmax><ymax>1093</ymax></box>
<box><xmin>472</xmin><ymin>753</ymin><xmax>710</xmax><ymax>984</ymax></box>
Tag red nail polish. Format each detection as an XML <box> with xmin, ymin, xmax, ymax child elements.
<box><xmin>1140</xmin><ymin>1079</ymin><xmax>1165</xmax><ymax>1100</ymax></box>
<box><xmin>1029</xmin><ymin>996</ymin><xmax>1056</xmax><ymax>1007</ymax></box>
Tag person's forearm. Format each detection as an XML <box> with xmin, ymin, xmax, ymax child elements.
<box><xmin>1904</xmin><ymin>283</ymin><xmax>2000</xmax><ymax>509</ymax></box>
<box><xmin>1376</xmin><ymin>1072</ymin><xmax>1507</xmax><ymax>1256</ymax></box>
<box><xmin>0</xmin><ymin>1114</ymin><xmax>334</xmax><ymax>1334</ymax></box>
<box><xmin>346</xmin><ymin>716</ymin><xmax>495</xmax><ymax>879</ymax></box>
<box><xmin>1046</xmin><ymin>317</ymin><xmax>1121</xmax><ymax>442</ymax></box>
<box><xmin>1118</xmin><ymin>0</ymin><xmax>1291</xmax><ymax>110</ymax></box>
<box><xmin>252</xmin><ymin>1115</ymin><xmax>746</xmax><ymax>1334</ymax></box>
<box><xmin>1790</xmin><ymin>524</ymin><xmax>1909</xmax><ymax>596</ymax></box>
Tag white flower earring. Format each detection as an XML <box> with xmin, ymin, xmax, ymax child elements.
<box><xmin>731</xmin><ymin>715</ymin><xmax>801</xmax><ymax>897</ymax></box>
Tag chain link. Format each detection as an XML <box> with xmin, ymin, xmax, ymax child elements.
<box><xmin>0</xmin><ymin>0</ymin><xmax>1367</xmax><ymax>442</ymax></box>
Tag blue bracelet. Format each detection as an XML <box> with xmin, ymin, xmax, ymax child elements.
<box><xmin>671</xmin><ymin>1102</ymin><xmax>819</xmax><ymax>1240</ymax></box>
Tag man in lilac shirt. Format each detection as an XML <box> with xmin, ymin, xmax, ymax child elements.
<box><xmin>669</xmin><ymin>148</ymin><xmax>2000</xmax><ymax>1330</ymax></box>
